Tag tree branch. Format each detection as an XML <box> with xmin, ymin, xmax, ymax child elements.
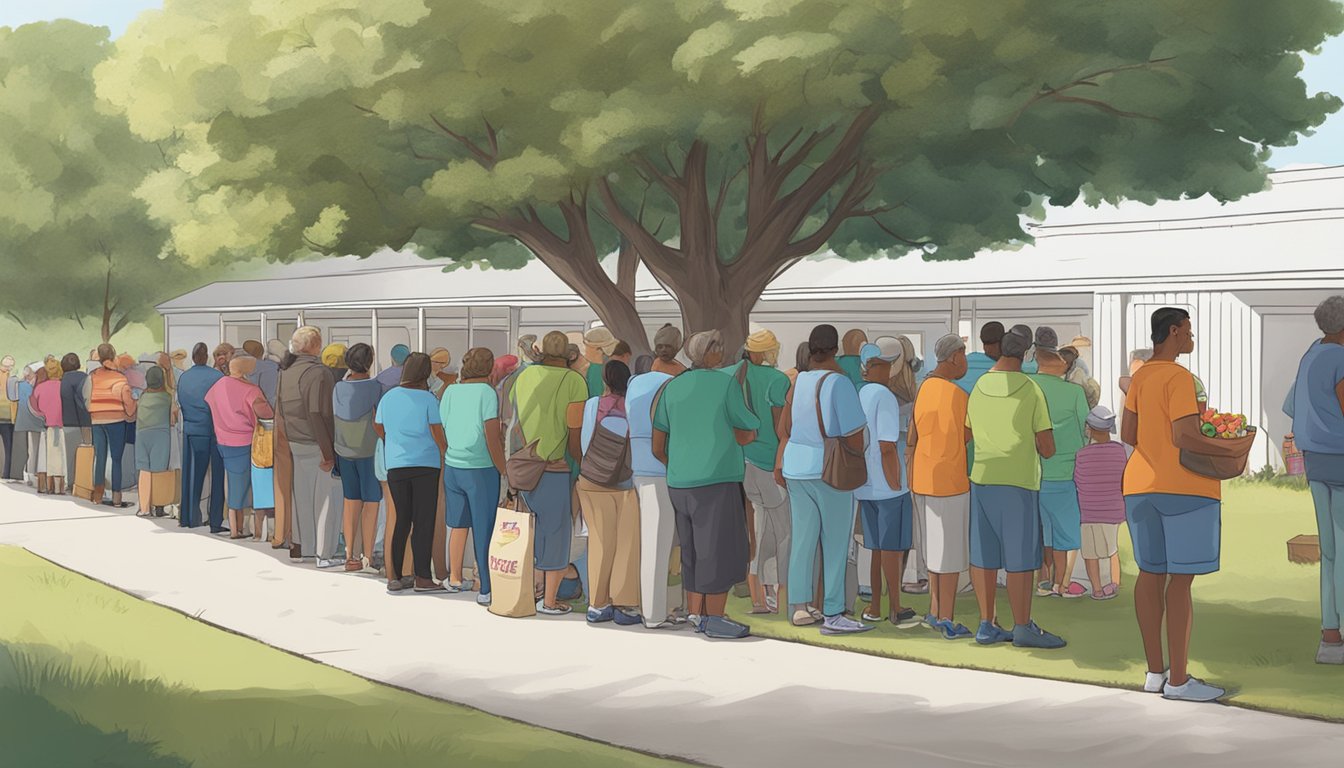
<box><xmin>714</xmin><ymin>164</ymin><xmax>745</xmax><ymax>223</ymax></box>
<box><xmin>6</xmin><ymin>311</ymin><xmax>27</xmax><ymax>330</ymax></box>
<box><xmin>616</xmin><ymin>237</ymin><xmax>639</xmax><ymax>297</ymax></box>
<box><xmin>595</xmin><ymin>177</ymin><xmax>682</xmax><ymax>279</ymax></box>
<box><xmin>782</xmin><ymin>161</ymin><xmax>878</xmax><ymax>260</ymax></box>
<box><xmin>429</xmin><ymin>114</ymin><xmax>498</xmax><ymax>169</ymax></box>
<box><xmin>1008</xmin><ymin>57</ymin><xmax>1175</xmax><ymax>128</ymax></box>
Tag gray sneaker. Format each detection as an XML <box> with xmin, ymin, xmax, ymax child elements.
<box><xmin>820</xmin><ymin>614</ymin><xmax>874</xmax><ymax>635</ymax></box>
<box><xmin>1162</xmin><ymin>676</ymin><xmax>1225</xmax><ymax>703</ymax></box>
<box><xmin>1317</xmin><ymin>640</ymin><xmax>1344</xmax><ymax>665</ymax></box>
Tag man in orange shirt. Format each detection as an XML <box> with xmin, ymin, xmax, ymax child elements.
<box><xmin>1122</xmin><ymin>307</ymin><xmax>1244</xmax><ymax>703</ymax></box>
<box><xmin>909</xmin><ymin>334</ymin><xmax>973</xmax><ymax>639</ymax></box>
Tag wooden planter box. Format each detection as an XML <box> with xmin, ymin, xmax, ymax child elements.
<box><xmin>1288</xmin><ymin>534</ymin><xmax>1321</xmax><ymax>565</ymax></box>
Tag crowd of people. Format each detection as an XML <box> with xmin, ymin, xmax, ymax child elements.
<box><xmin>3</xmin><ymin>297</ymin><xmax>1342</xmax><ymax>704</ymax></box>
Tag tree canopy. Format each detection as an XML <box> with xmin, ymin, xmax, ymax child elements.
<box><xmin>98</xmin><ymin>0</ymin><xmax>1343</xmax><ymax>350</ymax></box>
<box><xmin>0</xmin><ymin>21</ymin><xmax>202</xmax><ymax>342</ymax></box>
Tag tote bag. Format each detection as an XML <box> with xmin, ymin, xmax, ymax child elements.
<box><xmin>487</xmin><ymin>503</ymin><xmax>538</xmax><ymax>618</ymax></box>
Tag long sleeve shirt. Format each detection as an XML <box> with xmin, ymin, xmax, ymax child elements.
<box><xmin>277</xmin><ymin>356</ymin><xmax>336</xmax><ymax>462</ymax></box>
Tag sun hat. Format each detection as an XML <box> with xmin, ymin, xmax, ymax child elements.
<box><xmin>584</xmin><ymin>326</ymin><xmax>619</xmax><ymax>356</ymax></box>
<box><xmin>859</xmin><ymin>336</ymin><xmax>903</xmax><ymax>370</ymax></box>
<box><xmin>1086</xmin><ymin>405</ymin><xmax>1117</xmax><ymax>434</ymax></box>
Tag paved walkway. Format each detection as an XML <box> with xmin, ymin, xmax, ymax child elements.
<box><xmin>2</xmin><ymin>481</ymin><xmax>1342</xmax><ymax>767</ymax></box>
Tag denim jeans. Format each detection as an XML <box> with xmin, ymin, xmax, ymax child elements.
<box><xmin>91</xmin><ymin>421</ymin><xmax>128</xmax><ymax>492</ymax></box>
<box><xmin>786</xmin><ymin>478</ymin><xmax>855</xmax><ymax>617</ymax></box>
<box><xmin>182</xmin><ymin>432</ymin><xmax>225</xmax><ymax>529</ymax></box>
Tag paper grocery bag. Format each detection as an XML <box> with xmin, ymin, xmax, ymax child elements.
<box><xmin>73</xmin><ymin>444</ymin><xmax>97</xmax><ymax>501</ymax></box>
<box><xmin>487</xmin><ymin>505</ymin><xmax>537</xmax><ymax>618</ymax></box>
<box><xmin>150</xmin><ymin>469</ymin><xmax>181</xmax><ymax>506</ymax></box>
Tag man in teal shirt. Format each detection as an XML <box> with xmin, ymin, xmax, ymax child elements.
<box><xmin>654</xmin><ymin>329</ymin><xmax>759</xmax><ymax>639</ymax></box>
<box><xmin>836</xmin><ymin>328</ymin><xmax>867</xmax><ymax>388</ymax></box>
<box><xmin>1029</xmin><ymin>327</ymin><xmax>1090</xmax><ymax>597</ymax></box>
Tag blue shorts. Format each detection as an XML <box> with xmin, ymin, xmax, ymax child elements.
<box><xmin>520</xmin><ymin>471</ymin><xmax>573</xmax><ymax>572</ymax></box>
<box><xmin>219</xmin><ymin>444</ymin><xmax>252</xmax><ymax>510</ymax></box>
<box><xmin>443</xmin><ymin>465</ymin><xmax>500</xmax><ymax>529</ymax></box>
<box><xmin>1039</xmin><ymin>480</ymin><xmax>1082</xmax><ymax>551</ymax></box>
<box><xmin>859</xmin><ymin>495</ymin><xmax>913</xmax><ymax>551</ymax></box>
<box><xmin>1125</xmin><ymin>493</ymin><xmax>1221</xmax><ymax>575</ymax></box>
<box><xmin>338</xmin><ymin>455</ymin><xmax>382</xmax><ymax>503</ymax></box>
<box><xmin>970</xmin><ymin>483</ymin><xmax>1042</xmax><ymax>573</ymax></box>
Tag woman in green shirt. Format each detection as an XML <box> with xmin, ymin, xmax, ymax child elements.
<box><xmin>134</xmin><ymin>366</ymin><xmax>177</xmax><ymax>517</ymax></box>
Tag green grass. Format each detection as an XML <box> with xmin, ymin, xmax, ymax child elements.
<box><xmin>728</xmin><ymin>483</ymin><xmax>1343</xmax><ymax>721</ymax></box>
<box><xmin>0</xmin><ymin>546</ymin><xmax>685</xmax><ymax>768</ymax></box>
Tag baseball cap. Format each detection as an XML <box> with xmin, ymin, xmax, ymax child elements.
<box><xmin>1087</xmin><ymin>405</ymin><xmax>1117</xmax><ymax>434</ymax></box>
<box><xmin>859</xmin><ymin>336</ymin><xmax>903</xmax><ymax>369</ymax></box>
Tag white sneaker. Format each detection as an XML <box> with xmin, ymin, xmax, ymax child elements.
<box><xmin>1144</xmin><ymin>669</ymin><xmax>1170</xmax><ymax>693</ymax></box>
<box><xmin>1162</xmin><ymin>676</ymin><xmax>1224</xmax><ymax>703</ymax></box>
<box><xmin>820</xmin><ymin>614</ymin><xmax>874</xmax><ymax>635</ymax></box>
<box><xmin>315</xmin><ymin>558</ymin><xmax>343</xmax><ymax>569</ymax></box>
<box><xmin>1317</xmin><ymin>640</ymin><xmax>1344</xmax><ymax>665</ymax></box>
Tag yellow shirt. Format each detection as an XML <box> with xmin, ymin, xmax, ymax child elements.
<box><xmin>1122</xmin><ymin>360</ymin><xmax>1220</xmax><ymax>500</ymax></box>
<box><xmin>911</xmin><ymin>377</ymin><xmax>971</xmax><ymax>497</ymax></box>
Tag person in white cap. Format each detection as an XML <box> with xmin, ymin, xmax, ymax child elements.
<box><xmin>1074</xmin><ymin>405</ymin><xmax>1128</xmax><ymax>601</ymax></box>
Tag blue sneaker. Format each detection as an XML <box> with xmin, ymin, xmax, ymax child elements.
<box><xmin>1012</xmin><ymin>620</ymin><xmax>1066</xmax><ymax>649</ymax></box>
<box><xmin>586</xmin><ymin>604</ymin><xmax>615</xmax><ymax>623</ymax></box>
<box><xmin>975</xmin><ymin>620</ymin><xmax>1013</xmax><ymax>645</ymax></box>
<box><xmin>923</xmin><ymin>614</ymin><xmax>940</xmax><ymax>629</ymax></box>
<box><xmin>702</xmin><ymin>615</ymin><xmax>751</xmax><ymax>639</ymax></box>
<box><xmin>612</xmin><ymin>608</ymin><xmax>643</xmax><ymax>626</ymax></box>
<box><xmin>938</xmin><ymin>621</ymin><xmax>973</xmax><ymax>640</ymax></box>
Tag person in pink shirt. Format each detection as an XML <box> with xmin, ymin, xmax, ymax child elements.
<box><xmin>30</xmin><ymin>366</ymin><xmax>65</xmax><ymax>495</ymax></box>
<box><xmin>1074</xmin><ymin>405</ymin><xmax>1129</xmax><ymax>600</ymax></box>
<box><xmin>205</xmin><ymin>356</ymin><xmax>274</xmax><ymax>539</ymax></box>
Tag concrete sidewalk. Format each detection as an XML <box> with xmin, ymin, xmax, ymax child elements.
<box><xmin>2</xmin><ymin>480</ymin><xmax>1341</xmax><ymax>767</ymax></box>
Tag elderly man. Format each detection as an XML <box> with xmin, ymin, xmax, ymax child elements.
<box><xmin>0</xmin><ymin>355</ymin><xmax>14</xmax><ymax>480</ymax></box>
<box><xmin>213</xmin><ymin>343</ymin><xmax>236</xmax><ymax>374</ymax></box>
<box><xmin>512</xmin><ymin>330</ymin><xmax>589</xmax><ymax>614</ymax></box>
<box><xmin>1285</xmin><ymin>295</ymin><xmax>1344</xmax><ymax>666</ymax></box>
<box><xmin>654</xmin><ymin>330</ymin><xmax>759</xmax><ymax>639</ymax></box>
<box><xmin>243</xmin><ymin>340</ymin><xmax>280</xmax><ymax>406</ymax></box>
<box><xmin>627</xmin><ymin>324</ymin><xmax>688</xmax><ymax>628</ymax></box>
<box><xmin>278</xmin><ymin>326</ymin><xmax>342</xmax><ymax>567</ymax></box>
<box><xmin>737</xmin><ymin>329</ymin><xmax>793</xmax><ymax>615</ymax></box>
<box><xmin>1030</xmin><ymin>328</ymin><xmax>1090</xmax><ymax>598</ymax></box>
<box><xmin>909</xmin><ymin>334</ymin><xmax>974</xmax><ymax>638</ymax></box>
<box><xmin>582</xmin><ymin>326</ymin><xmax>619</xmax><ymax>398</ymax></box>
<box><xmin>177</xmin><ymin>343</ymin><xmax>226</xmax><ymax>529</ymax></box>
<box><xmin>965</xmin><ymin>324</ymin><xmax>1064</xmax><ymax>649</ymax></box>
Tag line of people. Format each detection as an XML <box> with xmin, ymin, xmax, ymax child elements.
<box><xmin>3</xmin><ymin>302</ymin><xmax>1291</xmax><ymax>704</ymax></box>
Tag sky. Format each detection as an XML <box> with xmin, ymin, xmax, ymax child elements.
<box><xmin>1</xmin><ymin>0</ymin><xmax>1342</xmax><ymax>167</ymax></box>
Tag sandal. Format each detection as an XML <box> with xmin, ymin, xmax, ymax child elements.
<box><xmin>791</xmin><ymin>609</ymin><xmax>818</xmax><ymax>627</ymax></box>
<box><xmin>748</xmin><ymin>604</ymin><xmax>772</xmax><ymax>615</ymax></box>
<box><xmin>135</xmin><ymin>511</ymin><xmax>152</xmax><ymax>518</ymax></box>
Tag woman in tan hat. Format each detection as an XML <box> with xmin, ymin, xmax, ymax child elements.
<box><xmin>582</xmin><ymin>327</ymin><xmax>619</xmax><ymax>398</ymax></box>
<box><xmin>428</xmin><ymin>347</ymin><xmax>456</xmax><ymax>398</ymax></box>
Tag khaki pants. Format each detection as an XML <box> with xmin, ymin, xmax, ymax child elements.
<box><xmin>578</xmin><ymin>477</ymin><xmax>641</xmax><ymax>608</ymax></box>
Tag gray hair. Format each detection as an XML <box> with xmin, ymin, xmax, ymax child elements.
<box><xmin>1315</xmin><ymin>296</ymin><xmax>1344</xmax><ymax>335</ymax></box>
<box><xmin>934</xmin><ymin>333</ymin><xmax>966</xmax><ymax>363</ymax></box>
<box><xmin>289</xmin><ymin>326</ymin><xmax>322</xmax><ymax>355</ymax></box>
<box><xmin>1001</xmin><ymin>327</ymin><xmax>1032</xmax><ymax>359</ymax></box>
<box><xmin>1129</xmin><ymin>348</ymin><xmax>1153</xmax><ymax>364</ymax></box>
<box><xmin>685</xmin><ymin>330</ymin><xmax>723</xmax><ymax>368</ymax></box>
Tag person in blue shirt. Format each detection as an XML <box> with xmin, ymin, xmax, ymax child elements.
<box><xmin>958</xmin><ymin>322</ymin><xmax>1003</xmax><ymax>396</ymax></box>
<box><xmin>1285</xmin><ymin>295</ymin><xmax>1344</xmax><ymax>665</ymax></box>
<box><xmin>176</xmin><ymin>343</ymin><xmax>225</xmax><ymax>530</ymax></box>
<box><xmin>375</xmin><ymin>344</ymin><xmax>411</xmax><ymax>393</ymax></box>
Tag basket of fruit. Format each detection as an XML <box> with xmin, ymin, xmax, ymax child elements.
<box><xmin>1180</xmin><ymin>409</ymin><xmax>1257</xmax><ymax>480</ymax></box>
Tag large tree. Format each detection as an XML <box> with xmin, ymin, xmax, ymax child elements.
<box><xmin>0</xmin><ymin>21</ymin><xmax>200</xmax><ymax>343</ymax></box>
<box><xmin>98</xmin><ymin>0</ymin><xmax>1342</xmax><ymax>351</ymax></box>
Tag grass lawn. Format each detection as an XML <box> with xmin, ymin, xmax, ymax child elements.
<box><xmin>728</xmin><ymin>482</ymin><xmax>1344</xmax><ymax>721</ymax></box>
<box><xmin>0</xmin><ymin>546</ymin><xmax>686</xmax><ymax>768</ymax></box>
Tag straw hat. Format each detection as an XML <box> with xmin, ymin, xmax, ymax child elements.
<box><xmin>583</xmin><ymin>326</ymin><xmax>618</xmax><ymax>355</ymax></box>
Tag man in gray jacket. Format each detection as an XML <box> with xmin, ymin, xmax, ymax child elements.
<box><xmin>278</xmin><ymin>326</ymin><xmax>342</xmax><ymax>567</ymax></box>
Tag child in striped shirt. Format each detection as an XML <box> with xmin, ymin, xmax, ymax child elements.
<box><xmin>1074</xmin><ymin>406</ymin><xmax>1130</xmax><ymax>600</ymax></box>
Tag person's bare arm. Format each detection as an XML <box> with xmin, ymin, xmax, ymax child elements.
<box><xmin>734</xmin><ymin>427</ymin><xmax>757</xmax><ymax>446</ymax></box>
<box><xmin>1121</xmin><ymin>408</ymin><xmax>1138</xmax><ymax>447</ymax></box>
<box><xmin>879</xmin><ymin>440</ymin><xmax>902</xmax><ymax>491</ymax></box>
<box><xmin>774</xmin><ymin>394</ymin><xmax>793</xmax><ymax>487</ymax></box>
<box><xmin>373</xmin><ymin>421</ymin><xmax>385</xmax><ymax>440</ymax></box>
<box><xmin>1035</xmin><ymin>429</ymin><xmax>1056</xmax><ymax>459</ymax></box>
<box><xmin>566</xmin><ymin>401</ymin><xmax>584</xmax><ymax>463</ymax></box>
<box><xmin>484</xmin><ymin>417</ymin><xmax>506</xmax><ymax>475</ymax></box>
<box><xmin>430</xmin><ymin>423</ymin><xmax>448</xmax><ymax>458</ymax></box>
<box><xmin>1337</xmin><ymin>379</ymin><xmax>1344</xmax><ymax>418</ymax></box>
<box><xmin>120</xmin><ymin>386</ymin><xmax>138</xmax><ymax>420</ymax></box>
<box><xmin>252</xmin><ymin>395</ymin><xmax>274</xmax><ymax>420</ymax></box>
<box><xmin>653</xmin><ymin>428</ymin><xmax>669</xmax><ymax>466</ymax></box>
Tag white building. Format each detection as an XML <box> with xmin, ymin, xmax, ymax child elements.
<box><xmin>159</xmin><ymin>165</ymin><xmax>1344</xmax><ymax>471</ymax></box>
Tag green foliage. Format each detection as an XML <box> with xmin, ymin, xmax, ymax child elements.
<box><xmin>0</xmin><ymin>22</ymin><xmax>206</xmax><ymax>341</ymax></box>
<box><xmin>1233</xmin><ymin>464</ymin><xmax>1311</xmax><ymax>490</ymax></box>
<box><xmin>95</xmin><ymin>0</ymin><xmax>1344</xmax><ymax>345</ymax></box>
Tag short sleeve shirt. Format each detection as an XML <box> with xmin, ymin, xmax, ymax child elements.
<box><xmin>856</xmin><ymin>382</ymin><xmax>906</xmax><ymax>500</ymax></box>
<box><xmin>836</xmin><ymin>355</ymin><xmax>865</xmax><ymax>389</ymax></box>
<box><xmin>585</xmin><ymin>362</ymin><xmax>606</xmax><ymax>399</ymax></box>
<box><xmin>911</xmin><ymin>377</ymin><xmax>970</xmax><ymax>497</ymax></box>
<box><xmin>653</xmin><ymin>368</ymin><xmax>760</xmax><ymax>488</ymax></box>
<box><xmin>375</xmin><ymin>388</ymin><xmax>443</xmax><ymax>470</ymax></box>
<box><xmin>439</xmin><ymin>382</ymin><xmax>500</xmax><ymax>470</ymax></box>
<box><xmin>512</xmin><ymin>365</ymin><xmax>588</xmax><ymax>462</ymax></box>
<box><xmin>1030</xmin><ymin>374</ymin><xmax>1091</xmax><ymax>482</ymax></box>
<box><xmin>626</xmin><ymin>371</ymin><xmax>673</xmax><ymax>477</ymax></box>
<box><xmin>732</xmin><ymin>362</ymin><xmax>791</xmax><ymax>472</ymax></box>
<box><xmin>782</xmin><ymin>370</ymin><xmax>867</xmax><ymax>481</ymax></box>
<box><xmin>1122</xmin><ymin>360</ymin><xmax>1220</xmax><ymax>500</ymax></box>
<box><xmin>966</xmin><ymin>371</ymin><xmax>1052</xmax><ymax>491</ymax></box>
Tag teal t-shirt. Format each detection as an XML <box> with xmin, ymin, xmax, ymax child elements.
<box><xmin>1029</xmin><ymin>373</ymin><xmax>1090</xmax><ymax>482</ymax></box>
<box><xmin>585</xmin><ymin>362</ymin><xmax>605</xmax><ymax>399</ymax></box>
<box><xmin>837</xmin><ymin>355</ymin><xmax>865</xmax><ymax>389</ymax></box>
<box><xmin>724</xmin><ymin>361</ymin><xmax>791</xmax><ymax>471</ymax></box>
<box><xmin>439</xmin><ymin>382</ymin><xmax>500</xmax><ymax>470</ymax></box>
<box><xmin>653</xmin><ymin>368</ymin><xmax>760</xmax><ymax>488</ymax></box>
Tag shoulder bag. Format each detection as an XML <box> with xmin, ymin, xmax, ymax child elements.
<box><xmin>815</xmin><ymin>371</ymin><xmax>867</xmax><ymax>491</ymax></box>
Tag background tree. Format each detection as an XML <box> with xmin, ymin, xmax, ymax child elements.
<box><xmin>0</xmin><ymin>20</ymin><xmax>201</xmax><ymax>343</ymax></box>
<box><xmin>98</xmin><ymin>0</ymin><xmax>1343</xmax><ymax>352</ymax></box>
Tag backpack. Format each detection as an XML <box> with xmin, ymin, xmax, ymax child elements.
<box><xmin>579</xmin><ymin>401</ymin><xmax>632</xmax><ymax>487</ymax></box>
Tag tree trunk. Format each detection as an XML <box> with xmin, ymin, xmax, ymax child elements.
<box><xmin>672</xmin><ymin>268</ymin><xmax>754</xmax><ymax>356</ymax></box>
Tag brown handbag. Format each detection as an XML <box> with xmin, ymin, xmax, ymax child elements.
<box><xmin>813</xmin><ymin>371</ymin><xmax>867</xmax><ymax>491</ymax></box>
<box><xmin>506</xmin><ymin>439</ymin><xmax>548</xmax><ymax>492</ymax></box>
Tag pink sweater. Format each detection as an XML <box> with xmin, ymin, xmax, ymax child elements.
<box><xmin>204</xmin><ymin>377</ymin><xmax>273</xmax><ymax>447</ymax></box>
